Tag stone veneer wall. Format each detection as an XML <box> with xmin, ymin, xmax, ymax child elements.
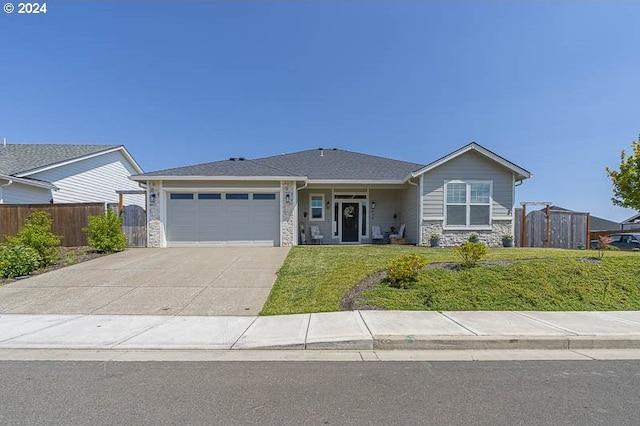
<box><xmin>147</xmin><ymin>180</ymin><xmax>163</xmax><ymax>248</ymax></box>
<box><xmin>421</xmin><ymin>220</ymin><xmax>512</xmax><ymax>247</ymax></box>
<box><xmin>280</xmin><ymin>181</ymin><xmax>296</xmax><ymax>247</ymax></box>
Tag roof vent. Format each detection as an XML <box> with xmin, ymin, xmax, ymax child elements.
<box><xmin>238</xmin><ymin>157</ymin><xmax>245</xmax><ymax>161</ymax></box>
<box><xmin>229</xmin><ymin>157</ymin><xmax>236</xmax><ymax>161</ymax></box>
<box><xmin>318</xmin><ymin>147</ymin><xmax>324</xmax><ymax>157</ymax></box>
<box><xmin>333</xmin><ymin>148</ymin><xmax>337</xmax><ymax>151</ymax></box>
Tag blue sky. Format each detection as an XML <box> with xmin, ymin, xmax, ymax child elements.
<box><xmin>2</xmin><ymin>1</ymin><xmax>639</xmax><ymax>221</ymax></box>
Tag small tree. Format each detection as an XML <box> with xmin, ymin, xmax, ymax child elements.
<box><xmin>84</xmin><ymin>209</ymin><xmax>128</xmax><ymax>253</ymax></box>
<box><xmin>6</xmin><ymin>210</ymin><xmax>61</xmax><ymax>267</ymax></box>
<box><xmin>606</xmin><ymin>136</ymin><xmax>640</xmax><ymax>210</ymax></box>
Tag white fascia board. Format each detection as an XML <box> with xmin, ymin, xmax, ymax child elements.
<box><xmin>411</xmin><ymin>143</ymin><xmax>532</xmax><ymax>180</ymax></box>
<box><xmin>130</xmin><ymin>175</ymin><xmax>307</xmax><ymax>182</ymax></box>
<box><xmin>0</xmin><ymin>175</ymin><xmax>58</xmax><ymax>190</ymax></box>
<box><xmin>307</xmin><ymin>179</ymin><xmax>406</xmax><ymax>185</ymax></box>
<box><xmin>16</xmin><ymin>146</ymin><xmax>143</xmax><ymax>177</ymax></box>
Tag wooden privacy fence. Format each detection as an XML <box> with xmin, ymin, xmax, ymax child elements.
<box><xmin>515</xmin><ymin>208</ymin><xmax>590</xmax><ymax>249</ymax></box>
<box><xmin>0</xmin><ymin>203</ymin><xmax>105</xmax><ymax>247</ymax></box>
<box><xmin>107</xmin><ymin>203</ymin><xmax>147</xmax><ymax>248</ymax></box>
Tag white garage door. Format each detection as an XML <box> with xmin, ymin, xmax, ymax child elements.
<box><xmin>167</xmin><ymin>192</ymin><xmax>280</xmax><ymax>247</ymax></box>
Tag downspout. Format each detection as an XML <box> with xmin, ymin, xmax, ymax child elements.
<box><xmin>407</xmin><ymin>178</ymin><xmax>420</xmax><ymax>245</ymax></box>
<box><xmin>0</xmin><ymin>179</ymin><xmax>13</xmax><ymax>204</ymax></box>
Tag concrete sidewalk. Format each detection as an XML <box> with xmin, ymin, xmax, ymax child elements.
<box><xmin>2</xmin><ymin>310</ymin><xmax>640</xmax><ymax>352</ymax></box>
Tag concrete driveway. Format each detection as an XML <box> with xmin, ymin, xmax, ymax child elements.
<box><xmin>0</xmin><ymin>247</ymin><xmax>290</xmax><ymax>316</ymax></box>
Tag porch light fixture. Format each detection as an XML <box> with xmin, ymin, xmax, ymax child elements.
<box><xmin>371</xmin><ymin>201</ymin><xmax>376</xmax><ymax>210</ymax></box>
<box><xmin>326</xmin><ymin>201</ymin><xmax>330</xmax><ymax>209</ymax></box>
<box><xmin>303</xmin><ymin>211</ymin><xmax>308</xmax><ymax>218</ymax></box>
<box><xmin>285</xmin><ymin>193</ymin><xmax>291</xmax><ymax>203</ymax></box>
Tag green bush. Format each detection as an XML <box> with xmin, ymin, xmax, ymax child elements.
<box><xmin>454</xmin><ymin>242</ymin><xmax>488</xmax><ymax>268</ymax></box>
<box><xmin>6</xmin><ymin>211</ymin><xmax>61</xmax><ymax>267</ymax></box>
<box><xmin>468</xmin><ymin>232</ymin><xmax>479</xmax><ymax>243</ymax></box>
<box><xmin>386</xmin><ymin>253</ymin><xmax>429</xmax><ymax>287</ymax></box>
<box><xmin>0</xmin><ymin>243</ymin><xmax>41</xmax><ymax>278</ymax></box>
<box><xmin>84</xmin><ymin>209</ymin><xmax>127</xmax><ymax>253</ymax></box>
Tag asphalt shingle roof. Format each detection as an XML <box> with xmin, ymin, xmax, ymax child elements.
<box><xmin>137</xmin><ymin>158</ymin><xmax>301</xmax><ymax>178</ymax></box>
<box><xmin>0</xmin><ymin>144</ymin><xmax>119</xmax><ymax>176</ymax></box>
<box><xmin>134</xmin><ymin>148</ymin><xmax>425</xmax><ymax>181</ymax></box>
<box><xmin>255</xmin><ymin>148</ymin><xmax>425</xmax><ymax>181</ymax></box>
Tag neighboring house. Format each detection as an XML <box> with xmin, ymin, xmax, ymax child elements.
<box><xmin>130</xmin><ymin>142</ymin><xmax>531</xmax><ymax>248</ymax></box>
<box><xmin>0</xmin><ymin>143</ymin><xmax>144</xmax><ymax>205</ymax></box>
<box><xmin>544</xmin><ymin>206</ymin><xmax>621</xmax><ymax>231</ymax></box>
<box><xmin>621</xmin><ymin>213</ymin><xmax>640</xmax><ymax>231</ymax></box>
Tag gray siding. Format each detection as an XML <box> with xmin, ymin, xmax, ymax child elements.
<box><xmin>163</xmin><ymin>180</ymin><xmax>279</xmax><ymax>189</ymax></box>
<box><xmin>369</xmin><ymin>189</ymin><xmax>400</xmax><ymax>235</ymax></box>
<box><xmin>298</xmin><ymin>189</ymin><xmax>333</xmax><ymax>242</ymax></box>
<box><xmin>400</xmin><ymin>185</ymin><xmax>419</xmax><ymax>244</ymax></box>
<box><xmin>1</xmin><ymin>183</ymin><xmax>52</xmax><ymax>204</ymax></box>
<box><xmin>422</xmin><ymin>151</ymin><xmax>514</xmax><ymax>219</ymax></box>
<box><xmin>30</xmin><ymin>150</ymin><xmax>144</xmax><ymax>206</ymax></box>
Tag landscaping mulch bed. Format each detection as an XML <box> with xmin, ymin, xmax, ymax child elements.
<box><xmin>0</xmin><ymin>247</ymin><xmax>108</xmax><ymax>286</ymax></box>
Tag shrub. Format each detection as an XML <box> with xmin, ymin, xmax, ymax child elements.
<box><xmin>502</xmin><ymin>234</ymin><xmax>513</xmax><ymax>241</ymax></box>
<box><xmin>455</xmin><ymin>242</ymin><xmax>487</xmax><ymax>268</ymax></box>
<box><xmin>386</xmin><ymin>253</ymin><xmax>429</xmax><ymax>287</ymax></box>
<box><xmin>430</xmin><ymin>233</ymin><xmax>440</xmax><ymax>240</ymax></box>
<box><xmin>84</xmin><ymin>209</ymin><xmax>128</xmax><ymax>253</ymax></box>
<box><xmin>0</xmin><ymin>244</ymin><xmax>41</xmax><ymax>278</ymax></box>
<box><xmin>6</xmin><ymin>211</ymin><xmax>61</xmax><ymax>267</ymax></box>
<box><xmin>468</xmin><ymin>232</ymin><xmax>479</xmax><ymax>243</ymax></box>
<box><xmin>596</xmin><ymin>235</ymin><xmax>613</xmax><ymax>258</ymax></box>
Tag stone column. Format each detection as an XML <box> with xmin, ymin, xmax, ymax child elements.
<box><xmin>280</xmin><ymin>181</ymin><xmax>296</xmax><ymax>247</ymax></box>
<box><xmin>147</xmin><ymin>180</ymin><xmax>164</xmax><ymax>248</ymax></box>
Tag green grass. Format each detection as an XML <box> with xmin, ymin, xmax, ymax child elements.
<box><xmin>260</xmin><ymin>246</ymin><xmax>640</xmax><ymax>315</ymax></box>
<box><xmin>362</xmin><ymin>257</ymin><xmax>640</xmax><ymax>311</ymax></box>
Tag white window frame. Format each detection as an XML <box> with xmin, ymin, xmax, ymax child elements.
<box><xmin>443</xmin><ymin>180</ymin><xmax>493</xmax><ymax>230</ymax></box>
<box><xmin>309</xmin><ymin>193</ymin><xmax>325</xmax><ymax>221</ymax></box>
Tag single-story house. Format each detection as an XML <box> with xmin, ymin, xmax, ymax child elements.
<box><xmin>0</xmin><ymin>143</ymin><xmax>144</xmax><ymax>206</ymax></box>
<box><xmin>130</xmin><ymin>142</ymin><xmax>531</xmax><ymax>248</ymax></box>
<box><xmin>621</xmin><ymin>213</ymin><xmax>640</xmax><ymax>231</ymax></box>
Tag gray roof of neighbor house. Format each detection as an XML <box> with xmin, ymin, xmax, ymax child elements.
<box><xmin>547</xmin><ymin>206</ymin><xmax>621</xmax><ymax>231</ymax></box>
<box><xmin>0</xmin><ymin>144</ymin><xmax>121</xmax><ymax>176</ymax></box>
<box><xmin>133</xmin><ymin>148</ymin><xmax>425</xmax><ymax>182</ymax></box>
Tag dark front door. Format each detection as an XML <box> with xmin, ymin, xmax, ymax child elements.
<box><xmin>341</xmin><ymin>202</ymin><xmax>359</xmax><ymax>243</ymax></box>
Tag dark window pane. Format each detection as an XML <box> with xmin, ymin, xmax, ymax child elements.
<box><xmin>170</xmin><ymin>193</ymin><xmax>194</xmax><ymax>200</ymax></box>
<box><xmin>311</xmin><ymin>207</ymin><xmax>322</xmax><ymax>219</ymax></box>
<box><xmin>470</xmin><ymin>206</ymin><xmax>490</xmax><ymax>225</ymax></box>
<box><xmin>446</xmin><ymin>205</ymin><xmax>466</xmax><ymax>226</ymax></box>
<box><xmin>362</xmin><ymin>205</ymin><xmax>367</xmax><ymax>235</ymax></box>
<box><xmin>253</xmin><ymin>193</ymin><xmax>276</xmax><ymax>200</ymax></box>
<box><xmin>226</xmin><ymin>193</ymin><xmax>249</xmax><ymax>200</ymax></box>
<box><xmin>198</xmin><ymin>193</ymin><xmax>221</xmax><ymax>200</ymax></box>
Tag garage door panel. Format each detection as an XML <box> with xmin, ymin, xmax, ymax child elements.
<box><xmin>167</xmin><ymin>192</ymin><xmax>279</xmax><ymax>247</ymax></box>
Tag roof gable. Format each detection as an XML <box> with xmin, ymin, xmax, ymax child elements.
<box><xmin>411</xmin><ymin>142</ymin><xmax>531</xmax><ymax>181</ymax></box>
<box><xmin>0</xmin><ymin>144</ymin><xmax>142</xmax><ymax>176</ymax></box>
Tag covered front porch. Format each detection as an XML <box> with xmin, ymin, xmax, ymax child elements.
<box><xmin>296</xmin><ymin>184</ymin><xmax>419</xmax><ymax>245</ymax></box>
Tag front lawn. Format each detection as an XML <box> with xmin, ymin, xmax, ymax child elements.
<box><xmin>260</xmin><ymin>246</ymin><xmax>640</xmax><ymax>315</ymax></box>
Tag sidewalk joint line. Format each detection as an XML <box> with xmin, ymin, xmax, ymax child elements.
<box><xmin>303</xmin><ymin>314</ymin><xmax>311</xmax><ymax>350</ymax></box>
<box><xmin>230</xmin><ymin>316</ymin><xmax>258</xmax><ymax>350</ymax></box>
<box><xmin>514</xmin><ymin>312</ymin><xmax>579</xmax><ymax>335</ymax></box>
<box><xmin>357</xmin><ymin>311</ymin><xmax>374</xmax><ymax>338</ymax></box>
<box><xmin>440</xmin><ymin>312</ymin><xmax>478</xmax><ymax>336</ymax></box>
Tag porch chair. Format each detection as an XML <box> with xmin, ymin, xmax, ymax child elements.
<box><xmin>389</xmin><ymin>224</ymin><xmax>406</xmax><ymax>244</ymax></box>
<box><xmin>310</xmin><ymin>225</ymin><xmax>324</xmax><ymax>245</ymax></box>
<box><xmin>371</xmin><ymin>225</ymin><xmax>384</xmax><ymax>244</ymax></box>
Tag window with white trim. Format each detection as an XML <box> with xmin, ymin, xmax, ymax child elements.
<box><xmin>445</xmin><ymin>181</ymin><xmax>492</xmax><ymax>228</ymax></box>
<box><xmin>310</xmin><ymin>194</ymin><xmax>324</xmax><ymax>221</ymax></box>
